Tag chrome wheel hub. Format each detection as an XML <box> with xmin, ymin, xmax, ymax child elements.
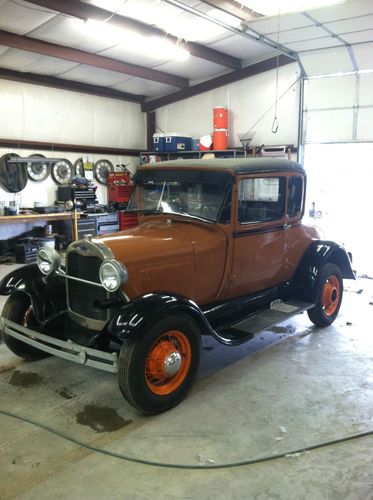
<box><xmin>163</xmin><ymin>351</ymin><xmax>182</xmax><ymax>376</ymax></box>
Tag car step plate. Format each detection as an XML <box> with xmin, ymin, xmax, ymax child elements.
<box><xmin>214</xmin><ymin>300</ymin><xmax>314</xmax><ymax>346</ymax></box>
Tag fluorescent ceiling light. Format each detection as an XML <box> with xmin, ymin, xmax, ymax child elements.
<box><xmin>235</xmin><ymin>0</ymin><xmax>346</xmax><ymax>16</ymax></box>
<box><xmin>81</xmin><ymin>20</ymin><xmax>189</xmax><ymax>61</ymax></box>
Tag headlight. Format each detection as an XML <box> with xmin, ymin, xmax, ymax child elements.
<box><xmin>36</xmin><ymin>247</ymin><xmax>61</xmax><ymax>276</ymax></box>
<box><xmin>99</xmin><ymin>260</ymin><xmax>128</xmax><ymax>292</ymax></box>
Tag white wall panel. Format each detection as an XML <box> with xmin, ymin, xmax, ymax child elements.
<box><xmin>353</xmin><ymin>43</ymin><xmax>373</xmax><ymax>71</ymax></box>
<box><xmin>359</xmin><ymin>73</ymin><xmax>373</xmax><ymax>106</ymax></box>
<box><xmin>0</xmin><ymin>80</ymin><xmax>146</xmax><ymax>149</ymax></box>
<box><xmin>156</xmin><ymin>63</ymin><xmax>300</xmax><ymax>148</ymax></box>
<box><xmin>305</xmin><ymin>75</ymin><xmax>355</xmax><ymax>109</ymax></box>
<box><xmin>299</xmin><ymin>47</ymin><xmax>354</xmax><ymax>76</ymax></box>
<box><xmin>356</xmin><ymin>108</ymin><xmax>373</xmax><ymax>141</ymax></box>
<box><xmin>305</xmin><ymin>109</ymin><xmax>354</xmax><ymax>143</ymax></box>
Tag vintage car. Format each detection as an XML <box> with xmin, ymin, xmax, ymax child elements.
<box><xmin>0</xmin><ymin>158</ymin><xmax>354</xmax><ymax>413</ymax></box>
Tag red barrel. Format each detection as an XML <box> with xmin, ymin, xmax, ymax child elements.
<box><xmin>213</xmin><ymin>106</ymin><xmax>228</xmax><ymax>129</ymax></box>
<box><xmin>213</xmin><ymin>129</ymin><xmax>228</xmax><ymax>150</ymax></box>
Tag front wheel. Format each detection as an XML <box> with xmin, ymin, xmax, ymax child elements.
<box><xmin>118</xmin><ymin>315</ymin><xmax>201</xmax><ymax>413</ymax></box>
<box><xmin>307</xmin><ymin>263</ymin><xmax>343</xmax><ymax>327</ymax></box>
<box><xmin>1</xmin><ymin>293</ymin><xmax>50</xmax><ymax>360</ymax></box>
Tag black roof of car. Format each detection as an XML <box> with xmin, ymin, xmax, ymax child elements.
<box><xmin>140</xmin><ymin>157</ymin><xmax>305</xmax><ymax>175</ymax></box>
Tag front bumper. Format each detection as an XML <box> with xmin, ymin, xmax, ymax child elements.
<box><xmin>0</xmin><ymin>317</ymin><xmax>118</xmax><ymax>373</ymax></box>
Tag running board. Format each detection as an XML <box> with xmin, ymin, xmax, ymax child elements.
<box><xmin>213</xmin><ymin>300</ymin><xmax>314</xmax><ymax>346</ymax></box>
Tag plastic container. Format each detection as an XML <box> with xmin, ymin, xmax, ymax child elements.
<box><xmin>164</xmin><ymin>133</ymin><xmax>192</xmax><ymax>152</ymax></box>
<box><xmin>213</xmin><ymin>106</ymin><xmax>228</xmax><ymax>129</ymax></box>
<box><xmin>213</xmin><ymin>129</ymin><xmax>228</xmax><ymax>150</ymax></box>
<box><xmin>199</xmin><ymin>135</ymin><xmax>212</xmax><ymax>151</ymax></box>
<box><xmin>152</xmin><ymin>133</ymin><xmax>165</xmax><ymax>152</ymax></box>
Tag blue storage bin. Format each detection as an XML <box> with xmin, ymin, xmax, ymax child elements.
<box><xmin>164</xmin><ymin>133</ymin><xmax>192</xmax><ymax>152</ymax></box>
<box><xmin>153</xmin><ymin>133</ymin><xmax>165</xmax><ymax>152</ymax></box>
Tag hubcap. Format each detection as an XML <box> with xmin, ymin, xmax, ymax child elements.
<box><xmin>163</xmin><ymin>351</ymin><xmax>182</xmax><ymax>376</ymax></box>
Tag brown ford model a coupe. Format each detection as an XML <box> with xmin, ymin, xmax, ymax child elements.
<box><xmin>0</xmin><ymin>159</ymin><xmax>354</xmax><ymax>413</ymax></box>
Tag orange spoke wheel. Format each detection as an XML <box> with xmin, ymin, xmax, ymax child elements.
<box><xmin>145</xmin><ymin>330</ymin><xmax>192</xmax><ymax>395</ymax></box>
<box><xmin>321</xmin><ymin>275</ymin><xmax>340</xmax><ymax>316</ymax></box>
<box><xmin>307</xmin><ymin>263</ymin><xmax>343</xmax><ymax>327</ymax></box>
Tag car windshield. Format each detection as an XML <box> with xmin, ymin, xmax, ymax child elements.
<box><xmin>127</xmin><ymin>170</ymin><xmax>231</xmax><ymax>222</ymax></box>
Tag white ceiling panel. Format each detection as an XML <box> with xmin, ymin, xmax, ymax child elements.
<box><xmin>96</xmin><ymin>45</ymin><xmax>170</xmax><ymax>69</ymax></box>
<box><xmin>0</xmin><ymin>0</ymin><xmax>57</xmax><ymax>35</ymax></box>
<box><xmin>352</xmin><ymin>42</ymin><xmax>373</xmax><ymax>70</ymax></box>
<box><xmin>0</xmin><ymin>47</ymin><xmax>79</xmax><ymax>74</ymax></box>
<box><xmin>208</xmin><ymin>34</ymin><xmax>275</xmax><ymax>61</ymax></box>
<box><xmin>155</xmin><ymin>56</ymin><xmax>225</xmax><ymax>80</ymax></box>
<box><xmin>246</xmin><ymin>13</ymin><xmax>314</xmax><ymax>35</ymax></box>
<box><xmin>112</xmin><ymin>78</ymin><xmax>176</xmax><ymax>98</ymax></box>
<box><xmin>300</xmin><ymin>46</ymin><xmax>354</xmax><ymax>75</ymax></box>
<box><xmin>308</xmin><ymin>0</ymin><xmax>373</xmax><ymax>23</ymax></box>
<box><xmin>28</xmin><ymin>14</ymin><xmax>118</xmax><ymax>53</ymax></box>
<box><xmin>287</xmin><ymin>37</ymin><xmax>343</xmax><ymax>52</ymax></box>
<box><xmin>342</xmin><ymin>30</ymin><xmax>373</xmax><ymax>44</ymax></box>
<box><xmin>279</xmin><ymin>25</ymin><xmax>328</xmax><ymax>44</ymax></box>
<box><xmin>326</xmin><ymin>14</ymin><xmax>373</xmax><ymax>34</ymax></box>
<box><xmin>0</xmin><ymin>44</ymin><xmax>9</xmax><ymax>57</ymax></box>
<box><xmin>57</xmin><ymin>64</ymin><xmax>132</xmax><ymax>86</ymax></box>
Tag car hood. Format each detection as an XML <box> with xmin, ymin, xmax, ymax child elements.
<box><xmin>98</xmin><ymin>217</ymin><xmax>227</xmax><ymax>302</ymax></box>
<box><xmin>100</xmin><ymin>217</ymin><xmax>225</xmax><ymax>264</ymax></box>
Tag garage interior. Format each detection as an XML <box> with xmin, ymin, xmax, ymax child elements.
<box><xmin>0</xmin><ymin>0</ymin><xmax>372</xmax><ymax>498</ymax></box>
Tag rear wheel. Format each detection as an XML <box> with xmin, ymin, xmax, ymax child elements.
<box><xmin>307</xmin><ymin>263</ymin><xmax>343</xmax><ymax>327</ymax></box>
<box><xmin>1</xmin><ymin>293</ymin><xmax>50</xmax><ymax>360</ymax></box>
<box><xmin>118</xmin><ymin>315</ymin><xmax>201</xmax><ymax>413</ymax></box>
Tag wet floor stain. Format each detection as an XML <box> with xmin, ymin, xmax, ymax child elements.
<box><xmin>9</xmin><ymin>370</ymin><xmax>44</xmax><ymax>388</ymax></box>
<box><xmin>203</xmin><ymin>346</ymin><xmax>214</xmax><ymax>351</ymax></box>
<box><xmin>269</xmin><ymin>324</ymin><xmax>296</xmax><ymax>334</ymax></box>
<box><xmin>76</xmin><ymin>404</ymin><xmax>132</xmax><ymax>433</ymax></box>
<box><xmin>55</xmin><ymin>386</ymin><xmax>75</xmax><ymax>399</ymax></box>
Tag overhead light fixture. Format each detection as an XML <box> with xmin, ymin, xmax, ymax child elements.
<box><xmin>235</xmin><ymin>0</ymin><xmax>346</xmax><ymax>16</ymax></box>
<box><xmin>80</xmin><ymin>20</ymin><xmax>189</xmax><ymax>62</ymax></box>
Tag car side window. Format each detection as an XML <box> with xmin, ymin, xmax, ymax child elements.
<box><xmin>238</xmin><ymin>177</ymin><xmax>285</xmax><ymax>224</ymax></box>
<box><xmin>287</xmin><ymin>176</ymin><xmax>303</xmax><ymax>218</ymax></box>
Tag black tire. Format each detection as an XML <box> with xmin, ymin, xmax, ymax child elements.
<box><xmin>118</xmin><ymin>314</ymin><xmax>201</xmax><ymax>414</ymax></box>
<box><xmin>1</xmin><ymin>293</ymin><xmax>50</xmax><ymax>361</ymax></box>
<box><xmin>307</xmin><ymin>263</ymin><xmax>343</xmax><ymax>327</ymax></box>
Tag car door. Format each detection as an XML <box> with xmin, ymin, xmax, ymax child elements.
<box><xmin>227</xmin><ymin>173</ymin><xmax>289</xmax><ymax>298</ymax></box>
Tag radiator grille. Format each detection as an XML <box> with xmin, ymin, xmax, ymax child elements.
<box><xmin>67</xmin><ymin>253</ymin><xmax>107</xmax><ymax>321</ymax></box>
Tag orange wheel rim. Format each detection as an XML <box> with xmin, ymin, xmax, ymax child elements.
<box><xmin>145</xmin><ymin>330</ymin><xmax>192</xmax><ymax>396</ymax></box>
<box><xmin>321</xmin><ymin>275</ymin><xmax>340</xmax><ymax>316</ymax></box>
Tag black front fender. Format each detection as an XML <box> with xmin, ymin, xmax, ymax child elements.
<box><xmin>107</xmin><ymin>293</ymin><xmax>214</xmax><ymax>342</ymax></box>
<box><xmin>293</xmin><ymin>240</ymin><xmax>355</xmax><ymax>302</ymax></box>
<box><xmin>0</xmin><ymin>264</ymin><xmax>66</xmax><ymax>323</ymax></box>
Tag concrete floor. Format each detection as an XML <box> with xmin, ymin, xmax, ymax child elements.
<box><xmin>0</xmin><ymin>262</ymin><xmax>372</xmax><ymax>499</ymax></box>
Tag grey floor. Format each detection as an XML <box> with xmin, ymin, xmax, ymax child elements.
<box><xmin>0</xmin><ymin>262</ymin><xmax>372</xmax><ymax>499</ymax></box>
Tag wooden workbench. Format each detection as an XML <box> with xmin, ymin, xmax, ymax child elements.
<box><xmin>0</xmin><ymin>212</ymin><xmax>79</xmax><ymax>240</ymax></box>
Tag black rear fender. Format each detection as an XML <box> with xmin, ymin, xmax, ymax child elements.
<box><xmin>0</xmin><ymin>264</ymin><xmax>66</xmax><ymax>323</ymax></box>
<box><xmin>293</xmin><ymin>241</ymin><xmax>354</xmax><ymax>302</ymax></box>
<box><xmin>107</xmin><ymin>293</ymin><xmax>214</xmax><ymax>342</ymax></box>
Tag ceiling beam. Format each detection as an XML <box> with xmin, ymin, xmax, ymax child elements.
<box><xmin>0</xmin><ymin>67</ymin><xmax>145</xmax><ymax>103</ymax></box>
<box><xmin>200</xmin><ymin>0</ymin><xmax>261</xmax><ymax>21</ymax></box>
<box><xmin>142</xmin><ymin>55</ymin><xmax>294</xmax><ymax>111</ymax></box>
<box><xmin>0</xmin><ymin>29</ymin><xmax>188</xmax><ymax>88</ymax></box>
<box><xmin>27</xmin><ymin>0</ymin><xmax>242</xmax><ymax>70</ymax></box>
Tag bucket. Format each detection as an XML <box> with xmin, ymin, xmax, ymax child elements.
<box><xmin>213</xmin><ymin>106</ymin><xmax>228</xmax><ymax>129</ymax></box>
<box><xmin>199</xmin><ymin>135</ymin><xmax>212</xmax><ymax>151</ymax></box>
<box><xmin>213</xmin><ymin>129</ymin><xmax>228</xmax><ymax>150</ymax></box>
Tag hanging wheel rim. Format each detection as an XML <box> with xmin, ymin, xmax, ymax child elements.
<box><xmin>145</xmin><ymin>330</ymin><xmax>192</xmax><ymax>395</ymax></box>
<box><xmin>321</xmin><ymin>275</ymin><xmax>340</xmax><ymax>316</ymax></box>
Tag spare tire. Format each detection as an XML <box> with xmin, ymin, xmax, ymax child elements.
<box><xmin>0</xmin><ymin>153</ymin><xmax>28</xmax><ymax>193</ymax></box>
